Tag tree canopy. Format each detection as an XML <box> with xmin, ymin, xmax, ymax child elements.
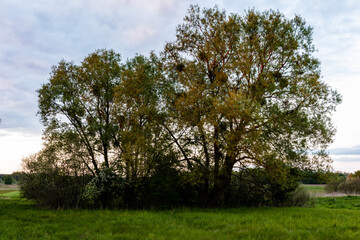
<box><xmin>23</xmin><ymin>5</ymin><xmax>341</xmax><ymax>209</ymax></box>
<box><xmin>162</xmin><ymin>5</ymin><xmax>340</xmax><ymax>205</ymax></box>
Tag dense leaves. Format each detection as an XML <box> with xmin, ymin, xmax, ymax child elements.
<box><xmin>4</xmin><ymin>175</ymin><xmax>13</xmax><ymax>185</ymax></box>
<box><xmin>21</xmin><ymin>5</ymin><xmax>341</xmax><ymax>209</ymax></box>
<box><xmin>162</xmin><ymin>5</ymin><xmax>340</xmax><ymax>206</ymax></box>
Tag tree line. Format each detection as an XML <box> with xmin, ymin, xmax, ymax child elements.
<box><xmin>20</xmin><ymin>5</ymin><xmax>341</xmax><ymax>209</ymax></box>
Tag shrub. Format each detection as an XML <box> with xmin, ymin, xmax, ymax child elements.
<box><xmin>282</xmin><ymin>186</ymin><xmax>313</xmax><ymax>207</ymax></box>
<box><xmin>4</xmin><ymin>175</ymin><xmax>13</xmax><ymax>185</ymax></box>
<box><xmin>146</xmin><ymin>166</ymin><xmax>182</xmax><ymax>209</ymax></box>
<box><xmin>325</xmin><ymin>179</ymin><xmax>345</xmax><ymax>192</ymax></box>
<box><xmin>229</xmin><ymin>167</ymin><xmax>303</xmax><ymax>207</ymax></box>
<box><xmin>326</xmin><ymin>178</ymin><xmax>360</xmax><ymax>194</ymax></box>
<box><xmin>338</xmin><ymin>178</ymin><xmax>360</xmax><ymax>194</ymax></box>
<box><xmin>82</xmin><ymin>168</ymin><xmax>124</xmax><ymax>209</ymax></box>
<box><xmin>20</xmin><ymin>170</ymin><xmax>91</xmax><ymax>208</ymax></box>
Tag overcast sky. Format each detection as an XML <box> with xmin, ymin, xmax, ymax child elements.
<box><xmin>1</xmin><ymin>0</ymin><xmax>360</xmax><ymax>174</ymax></box>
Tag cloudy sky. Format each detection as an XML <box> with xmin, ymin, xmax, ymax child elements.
<box><xmin>1</xmin><ymin>0</ymin><xmax>360</xmax><ymax>173</ymax></box>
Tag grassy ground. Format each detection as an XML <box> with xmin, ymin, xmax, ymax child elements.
<box><xmin>316</xmin><ymin>196</ymin><xmax>360</xmax><ymax>210</ymax></box>
<box><xmin>302</xmin><ymin>184</ymin><xmax>326</xmax><ymax>196</ymax></box>
<box><xmin>1</xmin><ymin>191</ymin><xmax>360</xmax><ymax>239</ymax></box>
<box><xmin>0</xmin><ymin>190</ymin><xmax>20</xmax><ymax>198</ymax></box>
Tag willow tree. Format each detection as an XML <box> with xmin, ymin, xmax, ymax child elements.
<box><xmin>163</xmin><ymin>5</ymin><xmax>341</xmax><ymax>205</ymax></box>
<box><xmin>38</xmin><ymin>49</ymin><xmax>122</xmax><ymax>177</ymax></box>
<box><xmin>37</xmin><ymin>49</ymin><xmax>169</xmax><ymax>207</ymax></box>
<box><xmin>112</xmin><ymin>54</ymin><xmax>174</xmax><ymax>205</ymax></box>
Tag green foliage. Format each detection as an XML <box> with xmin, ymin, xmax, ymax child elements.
<box><xmin>37</xmin><ymin>49</ymin><xmax>123</xmax><ymax>177</ymax></box>
<box><xmin>299</xmin><ymin>169</ymin><xmax>336</xmax><ymax>184</ymax></box>
<box><xmin>35</xmin><ymin>50</ymin><xmax>168</xmax><ymax>208</ymax></box>
<box><xmin>325</xmin><ymin>177</ymin><xmax>360</xmax><ymax>194</ymax></box>
<box><xmin>229</xmin><ymin>167</ymin><xmax>304</xmax><ymax>206</ymax></box>
<box><xmin>25</xmin><ymin>5</ymin><xmax>341</xmax><ymax>209</ymax></box>
<box><xmin>146</xmin><ymin>166</ymin><xmax>182</xmax><ymax>208</ymax></box>
<box><xmin>163</xmin><ymin>4</ymin><xmax>340</xmax><ymax>206</ymax></box>
<box><xmin>326</xmin><ymin>178</ymin><xmax>346</xmax><ymax>193</ymax></box>
<box><xmin>82</xmin><ymin>168</ymin><xmax>124</xmax><ymax>209</ymax></box>
<box><xmin>283</xmin><ymin>186</ymin><xmax>313</xmax><ymax>207</ymax></box>
<box><xmin>334</xmin><ymin>179</ymin><xmax>360</xmax><ymax>194</ymax></box>
<box><xmin>20</xmin><ymin>171</ymin><xmax>91</xmax><ymax>208</ymax></box>
<box><xmin>4</xmin><ymin>175</ymin><xmax>13</xmax><ymax>185</ymax></box>
<box><xmin>353</xmin><ymin>170</ymin><xmax>360</xmax><ymax>178</ymax></box>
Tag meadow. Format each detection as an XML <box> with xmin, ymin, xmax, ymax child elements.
<box><xmin>302</xmin><ymin>184</ymin><xmax>326</xmax><ymax>197</ymax></box>
<box><xmin>1</xmin><ymin>188</ymin><xmax>360</xmax><ymax>240</ymax></box>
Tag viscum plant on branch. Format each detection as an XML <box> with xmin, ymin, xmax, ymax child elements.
<box><xmin>22</xmin><ymin>5</ymin><xmax>341</xmax><ymax>209</ymax></box>
<box><xmin>162</xmin><ymin>5</ymin><xmax>341</xmax><ymax>206</ymax></box>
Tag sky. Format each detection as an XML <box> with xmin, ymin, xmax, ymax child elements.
<box><xmin>1</xmin><ymin>0</ymin><xmax>360</xmax><ymax>174</ymax></box>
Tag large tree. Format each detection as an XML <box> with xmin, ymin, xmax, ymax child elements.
<box><xmin>163</xmin><ymin>5</ymin><xmax>341</xmax><ymax>205</ymax></box>
<box><xmin>38</xmin><ymin>50</ymin><xmax>122</xmax><ymax>177</ymax></box>
<box><xmin>112</xmin><ymin>53</ymin><xmax>176</xmax><ymax>205</ymax></box>
<box><xmin>29</xmin><ymin>6</ymin><xmax>341</xmax><ymax>209</ymax></box>
<box><xmin>37</xmin><ymin>50</ymin><xmax>170</xmax><ymax>207</ymax></box>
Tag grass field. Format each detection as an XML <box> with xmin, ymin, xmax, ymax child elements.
<box><xmin>0</xmin><ymin>190</ymin><xmax>20</xmax><ymax>198</ymax></box>
<box><xmin>302</xmin><ymin>184</ymin><xmax>326</xmax><ymax>196</ymax></box>
<box><xmin>316</xmin><ymin>196</ymin><xmax>360</xmax><ymax>210</ymax></box>
<box><xmin>1</xmin><ymin>190</ymin><xmax>360</xmax><ymax>240</ymax></box>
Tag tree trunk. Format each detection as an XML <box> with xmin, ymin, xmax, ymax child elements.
<box><xmin>214</xmin><ymin>127</ymin><xmax>220</xmax><ymax>180</ymax></box>
<box><xmin>199</xmin><ymin>130</ymin><xmax>210</xmax><ymax>207</ymax></box>
<box><xmin>209</xmin><ymin>154</ymin><xmax>235</xmax><ymax>207</ymax></box>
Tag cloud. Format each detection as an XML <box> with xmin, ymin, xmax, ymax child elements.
<box><xmin>1</xmin><ymin>0</ymin><xmax>360</xmax><ymax>173</ymax></box>
<box><xmin>329</xmin><ymin>146</ymin><xmax>360</xmax><ymax>156</ymax></box>
<box><xmin>124</xmin><ymin>25</ymin><xmax>157</xmax><ymax>46</ymax></box>
<box><xmin>331</xmin><ymin>155</ymin><xmax>360</xmax><ymax>162</ymax></box>
<box><xmin>332</xmin><ymin>160</ymin><xmax>360</xmax><ymax>173</ymax></box>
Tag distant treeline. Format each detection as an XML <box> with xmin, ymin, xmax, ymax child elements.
<box><xmin>299</xmin><ymin>170</ymin><xmax>347</xmax><ymax>184</ymax></box>
<box><xmin>19</xmin><ymin>6</ymin><xmax>340</xmax><ymax>209</ymax></box>
<box><xmin>0</xmin><ymin>174</ymin><xmax>16</xmax><ymax>185</ymax></box>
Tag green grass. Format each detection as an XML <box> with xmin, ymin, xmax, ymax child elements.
<box><xmin>302</xmin><ymin>184</ymin><xmax>326</xmax><ymax>193</ymax></box>
<box><xmin>316</xmin><ymin>196</ymin><xmax>360</xmax><ymax>210</ymax></box>
<box><xmin>1</xmin><ymin>196</ymin><xmax>360</xmax><ymax>240</ymax></box>
<box><xmin>302</xmin><ymin>184</ymin><xmax>326</xmax><ymax>197</ymax></box>
<box><xmin>0</xmin><ymin>189</ymin><xmax>16</xmax><ymax>195</ymax></box>
<box><xmin>0</xmin><ymin>190</ymin><xmax>20</xmax><ymax>198</ymax></box>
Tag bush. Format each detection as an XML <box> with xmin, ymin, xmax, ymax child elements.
<box><xmin>338</xmin><ymin>179</ymin><xmax>360</xmax><ymax>194</ymax></box>
<box><xmin>20</xmin><ymin>170</ymin><xmax>91</xmax><ymax>208</ymax></box>
<box><xmin>146</xmin><ymin>166</ymin><xmax>184</xmax><ymax>209</ymax></box>
<box><xmin>325</xmin><ymin>179</ymin><xmax>345</xmax><ymax>192</ymax></box>
<box><xmin>119</xmin><ymin>166</ymin><xmax>187</xmax><ymax>209</ymax></box>
<box><xmin>82</xmin><ymin>168</ymin><xmax>124</xmax><ymax>209</ymax></box>
<box><xmin>326</xmin><ymin>178</ymin><xmax>360</xmax><ymax>194</ymax></box>
<box><xmin>282</xmin><ymin>186</ymin><xmax>312</xmax><ymax>207</ymax></box>
<box><xmin>4</xmin><ymin>175</ymin><xmax>13</xmax><ymax>185</ymax></box>
<box><xmin>20</xmin><ymin>166</ymin><xmax>312</xmax><ymax>209</ymax></box>
<box><xmin>229</xmin><ymin>168</ymin><xmax>304</xmax><ymax>207</ymax></box>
